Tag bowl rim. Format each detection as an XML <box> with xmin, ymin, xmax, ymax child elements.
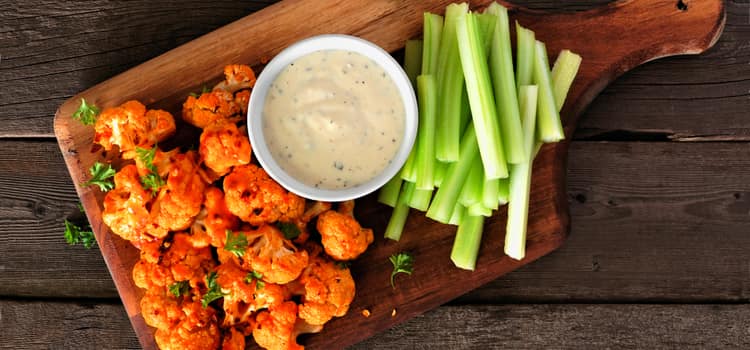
<box><xmin>247</xmin><ymin>34</ymin><xmax>418</xmax><ymax>202</ymax></box>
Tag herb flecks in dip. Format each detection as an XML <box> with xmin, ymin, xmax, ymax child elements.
<box><xmin>263</xmin><ymin>49</ymin><xmax>405</xmax><ymax>190</ymax></box>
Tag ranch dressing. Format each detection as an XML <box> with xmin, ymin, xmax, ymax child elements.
<box><xmin>263</xmin><ymin>50</ymin><xmax>405</xmax><ymax>190</ymax></box>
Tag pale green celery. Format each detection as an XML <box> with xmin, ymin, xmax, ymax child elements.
<box><xmin>427</xmin><ymin>125</ymin><xmax>479</xmax><ymax>223</ymax></box>
<box><xmin>505</xmin><ymin>85</ymin><xmax>538</xmax><ymax>260</ymax></box>
<box><xmin>415</xmin><ymin>75</ymin><xmax>437</xmax><ymax>190</ymax></box>
<box><xmin>533</xmin><ymin>40</ymin><xmax>564</xmax><ymax>142</ymax></box>
<box><xmin>498</xmin><ymin>177</ymin><xmax>509</xmax><ymax>204</ymax></box>
<box><xmin>486</xmin><ymin>3</ymin><xmax>526</xmax><ymax>164</ymax></box>
<box><xmin>551</xmin><ymin>49</ymin><xmax>582</xmax><ymax>112</ymax></box>
<box><xmin>435</xmin><ymin>3</ymin><xmax>468</xmax><ymax>162</ymax></box>
<box><xmin>385</xmin><ymin>181</ymin><xmax>415</xmax><ymax>241</ymax></box>
<box><xmin>408</xmin><ymin>188</ymin><xmax>433</xmax><ymax>212</ymax></box>
<box><xmin>482</xmin><ymin>176</ymin><xmax>500</xmax><ymax>210</ymax></box>
<box><xmin>378</xmin><ymin>171</ymin><xmax>403</xmax><ymax>207</ymax></box>
<box><xmin>434</xmin><ymin>161</ymin><xmax>448</xmax><ymax>187</ymax></box>
<box><xmin>515</xmin><ymin>22</ymin><xmax>536</xmax><ymax>90</ymax></box>
<box><xmin>458</xmin><ymin>158</ymin><xmax>483</xmax><ymax>207</ymax></box>
<box><xmin>404</xmin><ymin>40</ymin><xmax>423</xmax><ymax>87</ymax></box>
<box><xmin>475</xmin><ymin>13</ymin><xmax>497</xmax><ymax>55</ymax></box>
<box><xmin>450</xmin><ymin>214</ymin><xmax>485</xmax><ymax>270</ymax></box>
<box><xmin>468</xmin><ymin>202</ymin><xmax>492</xmax><ymax>217</ymax></box>
<box><xmin>422</xmin><ymin>13</ymin><xmax>444</xmax><ymax>75</ymax></box>
<box><xmin>459</xmin><ymin>85</ymin><xmax>471</xmax><ymax>134</ymax></box>
<box><xmin>456</xmin><ymin>12</ymin><xmax>508</xmax><ymax>180</ymax></box>
<box><xmin>401</xmin><ymin>154</ymin><xmax>417</xmax><ymax>182</ymax></box>
<box><xmin>448</xmin><ymin>202</ymin><xmax>466</xmax><ymax>226</ymax></box>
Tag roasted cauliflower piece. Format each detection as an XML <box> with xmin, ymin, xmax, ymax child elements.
<box><xmin>214</xmin><ymin>64</ymin><xmax>257</xmax><ymax>93</ymax></box>
<box><xmin>140</xmin><ymin>290</ymin><xmax>184</xmax><ymax>331</ymax></box>
<box><xmin>234</xmin><ymin>90</ymin><xmax>251</xmax><ymax>116</ymax></box>
<box><xmin>199</xmin><ymin>120</ymin><xmax>252</xmax><ymax>177</ymax></box>
<box><xmin>221</xmin><ymin>327</ymin><xmax>246</xmax><ymax>350</ymax></box>
<box><xmin>290</xmin><ymin>250</ymin><xmax>356</xmax><ymax>325</ymax></box>
<box><xmin>132</xmin><ymin>233</ymin><xmax>215</xmax><ymax>292</ymax></box>
<box><xmin>317</xmin><ymin>200</ymin><xmax>373</xmax><ymax>261</ymax></box>
<box><xmin>182</xmin><ymin>90</ymin><xmax>241</xmax><ymax>129</ymax></box>
<box><xmin>224</xmin><ymin>164</ymin><xmax>305</xmax><ymax>226</ymax></box>
<box><xmin>191</xmin><ymin>186</ymin><xmax>240</xmax><ymax>248</ymax></box>
<box><xmin>135</xmin><ymin>147</ymin><xmax>180</xmax><ymax>179</ymax></box>
<box><xmin>154</xmin><ymin>298</ymin><xmax>221</xmax><ymax>350</ymax></box>
<box><xmin>240</xmin><ymin>225</ymin><xmax>309</xmax><ymax>284</ymax></box>
<box><xmin>215</xmin><ymin>261</ymin><xmax>286</xmax><ymax>331</ymax></box>
<box><xmin>94</xmin><ymin>100</ymin><xmax>176</xmax><ymax>159</ymax></box>
<box><xmin>102</xmin><ymin>164</ymin><xmax>154</xmax><ymax>247</ymax></box>
<box><xmin>147</xmin><ymin>151</ymin><xmax>206</xmax><ymax>238</ymax></box>
<box><xmin>252</xmin><ymin>301</ymin><xmax>303</xmax><ymax>350</ymax></box>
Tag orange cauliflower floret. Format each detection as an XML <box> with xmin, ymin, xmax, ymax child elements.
<box><xmin>215</xmin><ymin>261</ymin><xmax>286</xmax><ymax>331</ymax></box>
<box><xmin>140</xmin><ymin>290</ymin><xmax>184</xmax><ymax>331</ymax></box>
<box><xmin>214</xmin><ymin>64</ymin><xmax>257</xmax><ymax>93</ymax></box>
<box><xmin>132</xmin><ymin>233</ymin><xmax>215</xmax><ymax>292</ymax></box>
<box><xmin>199</xmin><ymin>120</ymin><xmax>252</xmax><ymax>177</ymax></box>
<box><xmin>154</xmin><ymin>298</ymin><xmax>221</xmax><ymax>350</ymax></box>
<box><xmin>223</xmin><ymin>164</ymin><xmax>305</xmax><ymax>226</ymax></box>
<box><xmin>190</xmin><ymin>186</ymin><xmax>240</xmax><ymax>248</ymax></box>
<box><xmin>253</xmin><ymin>301</ymin><xmax>303</xmax><ymax>350</ymax></box>
<box><xmin>135</xmin><ymin>147</ymin><xmax>180</xmax><ymax>179</ymax></box>
<box><xmin>240</xmin><ymin>225</ymin><xmax>309</xmax><ymax>284</ymax></box>
<box><xmin>182</xmin><ymin>90</ymin><xmax>241</xmax><ymax>129</ymax></box>
<box><xmin>290</xmin><ymin>250</ymin><xmax>355</xmax><ymax>325</ymax></box>
<box><xmin>102</xmin><ymin>164</ymin><xmax>154</xmax><ymax>247</ymax></box>
<box><xmin>94</xmin><ymin>100</ymin><xmax>176</xmax><ymax>159</ymax></box>
<box><xmin>147</xmin><ymin>151</ymin><xmax>206</xmax><ymax>238</ymax></box>
<box><xmin>234</xmin><ymin>90</ymin><xmax>251</xmax><ymax>116</ymax></box>
<box><xmin>317</xmin><ymin>200</ymin><xmax>373</xmax><ymax>260</ymax></box>
<box><xmin>221</xmin><ymin>327</ymin><xmax>246</xmax><ymax>350</ymax></box>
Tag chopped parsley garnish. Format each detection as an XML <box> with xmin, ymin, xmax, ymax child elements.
<box><xmin>245</xmin><ymin>270</ymin><xmax>265</xmax><ymax>289</ymax></box>
<box><xmin>168</xmin><ymin>281</ymin><xmax>190</xmax><ymax>297</ymax></box>
<box><xmin>276</xmin><ymin>222</ymin><xmax>301</xmax><ymax>240</ymax></box>
<box><xmin>135</xmin><ymin>145</ymin><xmax>165</xmax><ymax>195</ymax></box>
<box><xmin>82</xmin><ymin>161</ymin><xmax>116</xmax><ymax>192</ymax></box>
<box><xmin>64</xmin><ymin>219</ymin><xmax>95</xmax><ymax>249</ymax></box>
<box><xmin>224</xmin><ymin>230</ymin><xmax>248</xmax><ymax>258</ymax></box>
<box><xmin>389</xmin><ymin>252</ymin><xmax>414</xmax><ymax>288</ymax></box>
<box><xmin>201</xmin><ymin>272</ymin><xmax>226</xmax><ymax>308</ymax></box>
<box><xmin>72</xmin><ymin>98</ymin><xmax>100</xmax><ymax>125</ymax></box>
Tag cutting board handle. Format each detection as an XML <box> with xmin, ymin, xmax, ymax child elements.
<box><xmin>508</xmin><ymin>0</ymin><xmax>726</xmax><ymax>132</ymax></box>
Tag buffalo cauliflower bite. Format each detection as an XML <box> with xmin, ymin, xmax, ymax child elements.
<box><xmin>133</xmin><ymin>233</ymin><xmax>215</xmax><ymax>292</ymax></box>
<box><xmin>135</xmin><ymin>147</ymin><xmax>180</xmax><ymax>179</ymax></box>
<box><xmin>316</xmin><ymin>200</ymin><xmax>373</xmax><ymax>260</ymax></box>
<box><xmin>215</xmin><ymin>261</ymin><xmax>286</xmax><ymax>331</ymax></box>
<box><xmin>234</xmin><ymin>90</ymin><xmax>251</xmax><ymax>116</ymax></box>
<box><xmin>140</xmin><ymin>290</ymin><xmax>184</xmax><ymax>331</ymax></box>
<box><xmin>199</xmin><ymin>120</ymin><xmax>252</xmax><ymax>177</ymax></box>
<box><xmin>240</xmin><ymin>225</ymin><xmax>309</xmax><ymax>284</ymax></box>
<box><xmin>147</xmin><ymin>151</ymin><xmax>206</xmax><ymax>238</ymax></box>
<box><xmin>191</xmin><ymin>186</ymin><xmax>240</xmax><ymax>248</ymax></box>
<box><xmin>182</xmin><ymin>90</ymin><xmax>241</xmax><ymax>129</ymax></box>
<box><xmin>154</xmin><ymin>298</ymin><xmax>221</xmax><ymax>350</ymax></box>
<box><xmin>214</xmin><ymin>64</ymin><xmax>257</xmax><ymax>93</ymax></box>
<box><xmin>252</xmin><ymin>301</ymin><xmax>303</xmax><ymax>350</ymax></box>
<box><xmin>221</xmin><ymin>327</ymin><xmax>246</xmax><ymax>350</ymax></box>
<box><xmin>94</xmin><ymin>100</ymin><xmax>176</xmax><ymax>159</ymax></box>
<box><xmin>224</xmin><ymin>164</ymin><xmax>305</xmax><ymax>226</ymax></box>
<box><xmin>102</xmin><ymin>164</ymin><xmax>154</xmax><ymax>247</ymax></box>
<box><xmin>290</xmin><ymin>250</ymin><xmax>356</xmax><ymax>325</ymax></box>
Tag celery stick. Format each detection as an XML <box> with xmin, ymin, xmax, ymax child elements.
<box><xmin>378</xmin><ymin>171</ymin><xmax>403</xmax><ymax>207</ymax></box>
<box><xmin>505</xmin><ymin>85</ymin><xmax>538</xmax><ymax>260</ymax></box>
<box><xmin>482</xmin><ymin>176</ymin><xmax>499</xmax><ymax>210</ymax></box>
<box><xmin>404</xmin><ymin>40</ymin><xmax>423</xmax><ymax>87</ymax></box>
<box><xmin>515</xmin><ymin>23</ymin><xmax>536</xmax><ymax>90</ymax></box>
<box><xmin>533</xmin><ymin>40</ymin><xmax>564</xmax><ymax>142</ymax></box>
<box><xmin>475</xmin><ymin>13</ymin><xmax>497</xmax><ymax>54</ymax></box>
<box><xmin>434</xmin><ymin>161</ymin><xmax>448</xmax><ymax>187</ymax></box>
<box><xmin>435</xmin><ymin>3</ymin><xmax>468</xmax><ymax>162</ymax></box>
<box><xmin>459</xmin><ymin>85</ymin><xmax>471</xmax><ymax>135</ymax></box>
<box><xmin>498</xmin><ymin>177</ymin><xmax>509</xmax><ymax>205</ymax></box>
<box><xmin>456</xmin><ymin>12</ymin><xmax>508</xmax><ymax>180</ymax></box>
<box><xmin>551</xmin><ymin>49</ymin><xmax>582</xmax><ymax>112</ymax></box>
<box><xmin>385</xmin><ymin>181</ymin><xmax>415</xmax><ymax>241</ymax></box>
<box><xmin>401</xmin><ymin>155</ymin><xmax>417</xmax><ymax>182</ymax></box>
<box><xmin>408</xmin><ymin>188</ymin><xmax>433</xmax><ymax>212</ymax></box>
<box><xmin>450</xmin><ymin>214</ymin><xmax>485</xmax><ymax>270</ymax></box>
<box><xmin>468</xmin><ymin>202</ymin><xmax>492</xmax><ymax>217</ymax></box>
<box><xmin>427</xmin><ymin>125</ymin><xmax>479</xmax><ymax>224</ymax></box>
<box><xmin>448</xmin><ymin>202</ymin><xmax>466</xmax><ymax>226</ymax></box>
<box><xmin>486</xmin><ymin>3</ymin><xmax>526</xmax><ymax>164</ymax></box>
<box><xmin>415</xmin><ymin>75</ymin><xmax>437</xmax><ymax>190</ymax></box>
<box><xmin>422</xmin><ymin>13</ymin><xmax>444</xmax><ymax>75</ymax></box>
<box><xmin>458</xmin><ymin>158</ymin><xmax>483</xmax><ymax>207</ymax></box>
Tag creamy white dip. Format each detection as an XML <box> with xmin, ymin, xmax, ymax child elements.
<box><xmin>262</xmin><ymin>49</ymin><xmax>405</xmax><ymax>190</ymax></box>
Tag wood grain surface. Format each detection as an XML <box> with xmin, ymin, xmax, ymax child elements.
<box><xmin>3</xmin><ymin>0</ymin><xmax>750</xmax><ymax>349</ymax></box>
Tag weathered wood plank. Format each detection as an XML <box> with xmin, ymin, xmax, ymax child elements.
<box><xmin>2</xmin><ymin>300</ymin><xmax>748</xmax><ymax>349</ymax></box>
<box><xmin>3</xmin><ymin>140</ymin><xmax>749</xmax><ymax>302</ymax></box>
<box><xmin>2</xmin><ymin>0</ymin><xmax>749</xmax><ymax>140</ymax></box>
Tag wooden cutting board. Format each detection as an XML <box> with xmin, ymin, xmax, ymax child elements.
<box><xmin>53</xmin><ymin>0</ymin><xmax>725</xmax><ymax>348</ymax></box>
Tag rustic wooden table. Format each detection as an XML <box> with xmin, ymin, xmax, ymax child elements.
<box><xmin>2</xmin><ymin>0</ymin><xmax>749</xmax><ymax>348</ymax></box>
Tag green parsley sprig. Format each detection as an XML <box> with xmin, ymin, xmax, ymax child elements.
<box><xmin>201</xmin><ymin>272</ymin><xmax>226</xmax><ymax>308</ymax></box>
<box><xmin>72</xmin><ymin>98</ymin><xmax>100</xmax><ymax>125</ymax></box>
<box><xmin>64</xmin><ymin>219</ymin><xmax>96</xmax><ymax>249</ymax></box>
<box><xmin>168</xmin><ymin>281</ymin><xmax>190</xmax><ymax>297</ymax></box>
<box><xmin>224</xmin><ymin>230</ymin><xmax>248</xmax><ymax>258</ymax></box>
<box><xmin>276</xmin><ymin>222</ymin><xmax>301</xmax><ymax>240</ymax></box>
<box><xmin>389</xmin><ymin>252</ymin><xmax>414</xmax><ymax>288</ymax></box>
<box><xmin>83</xmin><ymin>162</ymin><xmax>116</xmax><ymax>192</ymax></box>
<box><xmin>245</xmin><ymin>270</ymin><xmax>265</xmax><ymax>289</ymax></box>
<box><xmin>135</xmin><ymin>145</ymin><xmax>165</xmax><ymax>195</ymax></box>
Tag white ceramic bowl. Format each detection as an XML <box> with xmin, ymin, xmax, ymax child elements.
<box><xmin>247</xmin><ymin>34</ymin><xmax>418</xmax><ymax>202</ymax></box>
